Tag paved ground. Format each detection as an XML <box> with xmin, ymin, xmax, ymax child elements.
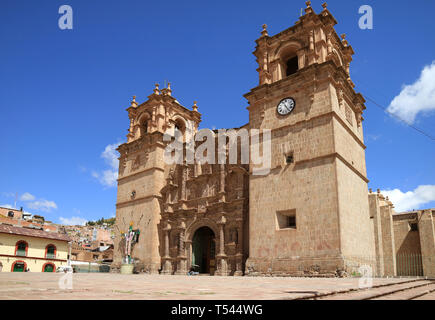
<box><xmin>0</xmin><ymin>273</ymin><xmax>431</xmax><ymax>300</ymax></box>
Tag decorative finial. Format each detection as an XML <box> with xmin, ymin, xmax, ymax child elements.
<box><xmin>261</xmin><ymin>24</ymin><xmax>268</xmax><ymax>37</ymax></box>
<box><xmin>341</xmin><ymin>34</ymin><xmax>348</xmax><ymax>47</ymax></box>
<box><xmin>166</xmin><ymin>82</ymin><xmax>172</xmax><ymax>96</ymax></box>
<box><xmin>130</xmin><ymin>95</ymin><xmax>137</xmax><ymax>107</ymax></box>
<box><xmin>369</xmin><ymin>188</ymin><xmax>372</xmax><ymax>193</ymax></box>
<box><xmin>377</xmin><ymin>189</ymin><xmax>380</xmax><ymax>194</ymax></box>
<box><xmin>192</xmin><ymin>101</ymin><xmax>198</xmax><ymax>112</ymax></box>
<box><xmin>306</xmin><ymin>0</ymin><xmax>311</xmax><ymax>8</ymax></box>
<box><xmin>386</xmin><ymin>196</ymin><xmax>389</xmax><ymax>201</ymax></box>
<box><xmin>154</xmin><ymin>83</ymin><xmax>160</xmax><ymax>95</ymax></box>
<box><xmin>322</xmin><ymin>2</ymin><xmax>327</xmax><ymax>10</ymax></box>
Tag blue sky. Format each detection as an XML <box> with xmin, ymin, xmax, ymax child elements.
<box><xmin>0</xmin><ymin>0</ymin><xmax>434</xmax><ymax>224</ymax></box>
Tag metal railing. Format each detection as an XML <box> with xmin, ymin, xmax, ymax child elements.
<box><xmin>396</xmin><ymin>253</ymin><xmax>423</xmax><ymax>277</ymax></box>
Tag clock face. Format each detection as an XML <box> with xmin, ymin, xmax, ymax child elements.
<box><xmin>277</xmin><ymin>98</ymin><xmax>295</xmax><ymax>116</ymax></box>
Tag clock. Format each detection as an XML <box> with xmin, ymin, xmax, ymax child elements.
<box><xmin>277</xmin><ymin>98</ymin><xmax>296</xmax><ymax>116</ymax></box>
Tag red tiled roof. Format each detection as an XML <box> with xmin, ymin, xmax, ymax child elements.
<box><xmin>0</xmin><ymin>223</ymin><xmax>70</xmax><ymax>242</ymax></box>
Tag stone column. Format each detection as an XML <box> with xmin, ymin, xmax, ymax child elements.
<box><xmin>161</xmin><ymin>223</ymin><xmax>172</xmax><ymax>275</ymax></box>
<box><xmin>185</xmin><ymin>240</ymin><xmax>192</xmax><ymax>271</ymax></box>
<box><xmin>216</xmin><ymin>215</ymin><xmax>229</xmax><ymax>276</ymax></box>
<box><xmin>380</xmin><ymin>198</ymin><xmax>397</xmax><ymax>276</ymax></box>
<box><xmin>369</xmin><ymin>191</ymin><xmax>384</xmax><ymax>277</ymax></box>
<box><xmin>219</xmin><ymin>164</ymin><xmax>226</xmax><ymax>202</ymax></box>
<box><xmin>175</xmin><ymin>221</ymin><xmax>187</xmax><ymax>275</ymax></box>
<box><xmin>418</xmin><ymin>210</ymin><xmax>435</xmax><ymax>277</ymax></box>
<box><xmin>234</xmin><ymin>218</ymin><xmax>244</xmax><ymax>276</ymax></box>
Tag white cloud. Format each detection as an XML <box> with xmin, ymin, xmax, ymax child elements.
<box><xmin>92</xmin><ymin>142</ymin><xmax>121</xmax><ymax>188</ymax></box>
<box><xmin>27</xmin><ymin>199</ymin><xmax>58</xmax><ymax>212</ymax></box>
<box><xmin>382</xmin><ymin>185</ymin><xmax>435</xmax><ymax>212</ymax></box>
<box><xmin>59</xmin><ymin>216</ymin><xmax>88</xmax><ymax>226</ymax></box>
<box><xmin>387</xmin><ymin>61</ymin><xmax>435</xmax><ymax>124</ymax></box>
<box><xmin>102</xmin><ymin>143</ymin><xmax>121</xmax><ymax>169</ymax></box>
<box><xmin>0</xmin><ymin>204</ymin><xmax>14</xmax><ymax>209</ymax></box>
<box><xmin>20</xmin><ymin>192</ymin><xmax>35</xmax><ymax>201</ymax></box>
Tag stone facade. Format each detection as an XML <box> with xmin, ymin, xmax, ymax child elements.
<box><xmin>112</xmin><ymin>2</ymin><xmax>435</xmax><ymax>277</ymax></box>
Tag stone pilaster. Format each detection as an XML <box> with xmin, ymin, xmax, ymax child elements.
<box><xmin>161</xmin><ymin>223</ymin><xmax>172</xmax><ymax>275</ymax></box>
<box><xmin>215</xmin><ymin>215</ymin><xmax>229</xmax><ymax>276</ymax></box>
<box><xmin>380</xmin><ymin>198</ymin><xmax>396</xmax><ymax>276</ymax></box>
<box><xmin>418</xmin><ymin>210</ymin><xmax>435</xmax><ymax>277</ymax></box>
<box><xmin>175</xmin><ymin>221</ymin><xmax>187</xmax><ymax>275</ymax></box>
<box><xmin>234</xmin><ymin>218</ymin><xmax>244</xmax><ymax>276</ymax></box>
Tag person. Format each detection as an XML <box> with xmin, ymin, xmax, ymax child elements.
<box><xmin>188</xmin><ymin>265</ymin><xmax>199</xmax><ymax>276</ymax></box>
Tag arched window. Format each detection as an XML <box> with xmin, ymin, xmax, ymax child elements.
<box><xmin>11</xmin><ymin>261</ymin><xmax>27</xmax><ymax>272</ymax></box>
<box><xmin>174</xmin><ymin>118</ymin><xmax>187</xmax><ymax>142</ymax></box>
<box><xmin>286</xmin><ymin>56</ymin><xmax>299</xmax><ymax>76</ymax></box>
<box><xmin>15</xmin><ymin>241</ymin><xmax>28</xmax><ymax>257</ymax></box>
<box><xmin>8</xmin><ymin>211</ymin><xmax>14</xmax><ymax>217</ymax></box>
<box><xmin>45</xmin><ymin>244</ymin><xmax>57</xmax><ymax>259</ymax></box>
<box><xmin>42</xmin><ymin>263</ymin><xmax>55</xmax><ymax>272</ymax></box>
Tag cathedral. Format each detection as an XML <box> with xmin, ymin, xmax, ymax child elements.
<box><xmin>112</xmin><ymin>2</ymin><xmax>435</xmax><ymax>277</ymax></box>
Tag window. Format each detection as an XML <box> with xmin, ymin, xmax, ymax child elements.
<box><xmin>12</xmin><ymin>261</ymin><xmax>26</xmax><ymax>272</ymax></box>
<box><xmin>45</xmin><ymin>244</ymin><xmax>56</xmax><ymax>259</ymax></box>
<box><xmin>286</xmin><ymin>216</ymin><xmax>296</xmax><ymax>229</ymax></box>
<box><xmin>15</xmin><ymin>241</ymin><xmax>28</xmax><ymax>257</ymax></box>
<box><xmin>410</xmin><ymin>223</ymin><xmax>418</xmax><ymax>232</ymax></box>
<box><xmin>8</xmin><ymin>211</ymin><xmax>14</xmax><ymax>218</ymax></box>
<box><xmin>286</xmin><ymin>154</ymin><xmax>294</xmax><ymax>164</ymax></box>
<box><xmin>43</xmin><ymin>263</ymin><xmax>55</xmax><ymax>272</ymax></box>
<box><xmin>286</xmin><ymin>56</ymin><xmax>298</xmax><ymax>77</ymax></box>
<box><xmin>276</xmin><ymin>210</ymin><xmax>297</xmax><ymax>230</ymax></box>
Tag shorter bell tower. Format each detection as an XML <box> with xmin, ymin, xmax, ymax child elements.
<box><xmin>112</xmin><ymin>83</ymin><xmax>201</xmax><ymax>273</ymax></box>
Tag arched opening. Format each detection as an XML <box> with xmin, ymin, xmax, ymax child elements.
<box><xmin>15</xmin><ymin>240</ymin><xmax>28</xmax><ymax>257</ymax></box>
<box><xmin>11</xmin><ymin>261</ymin><xmax>26</xmax><ymax>272</ymax></box>
<box><xmin>174</xmin><ymin>118</ymin><xmax>186</xmax><ymax>142</ymax></box>
<box><xmin>191</xmin><ymin>227</ymin><xmax>216</xmax><ymax>275</ymax></box>
<box><xmin>42</xmin><ymin>263</ymin><xmax>55</xmax><ymax>272</ymax></box>
<box><xmin>286</xmin><ymin>56</ymin><xmax>299</xmax><ymax>76</ymax></box>
<box><xmin>45</xmin><ymin>244</ymin><xmax>56</xmax><ymax>259</ymax></box>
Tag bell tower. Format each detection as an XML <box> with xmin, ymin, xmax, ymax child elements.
<box><xmin>112</xmin><ymin>83</ymin><xmax>201</xmax><ymax>273</ymax></box>
<box><xmin>245</xmin><ymin>2</ymin><xmax>376</xmax><ymax>276</ymax></box>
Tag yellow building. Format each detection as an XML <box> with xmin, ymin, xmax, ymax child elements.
<box><xmin>0</xmin><ymin>224</ymin><xmax>70</xmax><ymax>272</ymax></box>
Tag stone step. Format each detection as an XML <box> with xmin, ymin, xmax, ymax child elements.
<box><xmin>372</xmin><ymin>283</ymin><xmax>435</xmax><ymax>300</ymax></box>
<box><xmin>413</xmin><ymin>291</ymin><xmax>435</xmax><ymax>300</ymax></box>
<box><xmin>316</xmin><ymin>280</ymin><xmax>433</xmax><ymax>300</ymax></box>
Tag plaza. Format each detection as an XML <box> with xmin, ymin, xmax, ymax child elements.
<box><xmin>1</xmin><ymin>273</ymin><xmax>434</xmax><ymax>300</ymax></box>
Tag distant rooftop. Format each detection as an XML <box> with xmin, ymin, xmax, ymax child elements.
<box><xmin>0</xmin><ymin>223</ymin><xmax>70</xmax><ymax>242</ymax></box>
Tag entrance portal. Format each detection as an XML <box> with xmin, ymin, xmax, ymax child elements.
<box><xmin>192</xmin><ymin>227</ymin><xmax>216</xmax><ymax>275</ymax></box>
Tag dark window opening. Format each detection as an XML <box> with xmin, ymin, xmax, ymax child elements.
<box><xmin>16</xmin><ymin>241</ymin><xmax>27</xmax><ymax>256</ymax></box>
<box><xmin>286</xmin><ymin>216</ymin><xmax>296</xmax><ymax>229</ymax></box>
<box><xmin>286</xmin><ymin>155</ymin><xmax>294</xmax><ymax>164</ymax></box>
<box><xmin>410</xmin><ymin>223</ymin><xmax>418</xmax><ymax>232</ymax></box>
<box><xmin>8</xmin><ymin>211</ymin><xmax>14</xmax><ymax>217</ymax></box>
<box><xmin>286</xmin><ymin>56</ymin><xmax>299</xmax><ymax>77</ymax></box>
<box><xmin>46</xmin><ymin>245</ymin><xmax>56</xmax><ymax>259</ymax></box>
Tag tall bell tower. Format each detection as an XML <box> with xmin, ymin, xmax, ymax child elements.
<box><xmin>112</xmin><ymin>83</ymin><xmax>201</xmax><ymax>273</ymax></box>
<box><xmin>245</xmin><ymin>2</ymin><xmax>376</xmax><ymax>276</ymax></box>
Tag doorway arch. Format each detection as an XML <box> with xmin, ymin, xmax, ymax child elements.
<box><xmin>191</xmin><ymin>227</ymin><xmax>216</xmax><ymax>275</ymax></box>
